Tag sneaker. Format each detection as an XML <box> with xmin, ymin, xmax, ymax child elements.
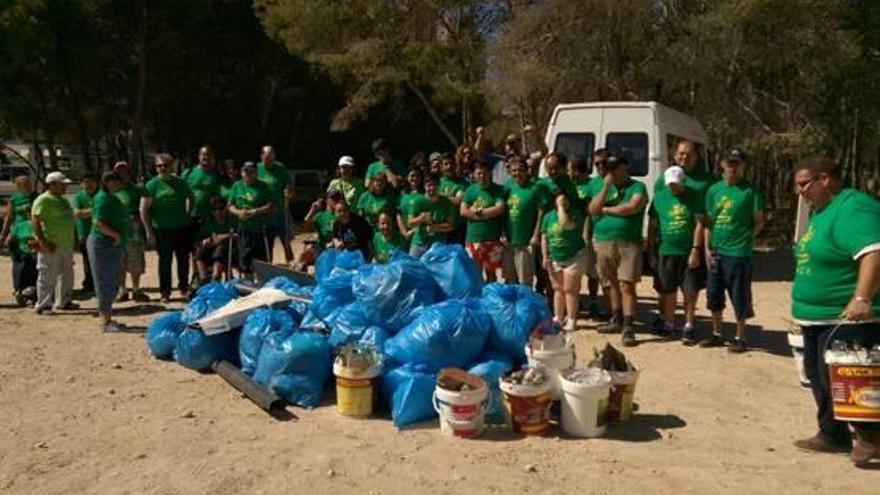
<box><xmin>698</xmin><ymin>333</ymin><xmax>725</xmax><ymax>348</ymax></box>
<box><xmin>34</xmin><ymin>306</ymin><xmax>52</xmax><ymax>315</ymax></box>
<box><xmin>132</xmin><ymin>290</ymin><xmax>150</xmax><ymax>303</ymax></box>
<box><xmin>681</xmin><ymin>324</ymin><xmax>697</xmax><ymax>346</ymax></box>
<box><xmin>793</xmin><ymin>434</ymin><xmax>851</xmax><ymax>454</ymax></box>
<box><xmin>562</xmin><ymin>318</ymin><xmax>576</xmax><ymax>332</ymax></box>
<box><xmin>621</xmin><ymin>328</ymin><xmax>637</xmax><ymax>347</ymax></box>
<box><xmin>53</xmin><ymin>301</ymin><xmax>80</xmax><ymax>311</ymax></box>
<box><xmin>596</xmin><ymin>320</ymin><xmax>621</xmax><ymax>334</ymax></box>
<box><xmin>14</xmin><ymin>291</ymin><xmax>26</xmax><ymax>307</ymax></box>
<box><xmin>650</xmin><ymin>317</ymin><xmax>666</xmax><ymax>335</ymax></box>
<box><xmin>160</xmin><ymin>294</ymin><xmax>171</xmax><ymax>304</ymax></box>
<box><xmin>728</xmin><ymin>338</ymin><xmax>748</xmax><ymax>353</ymax></box>
<box><xmin>116</xmin><ymin>291</ymin><xmax>130</xmax><ymax>303</ymax></box>
<box><xmin>103</xmin><ymin>321</ymin><xmax>126</xmax><ymax>333</ymax></box>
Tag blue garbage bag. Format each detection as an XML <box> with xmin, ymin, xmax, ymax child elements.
<box><xmin>146</xmin><ymin>311</ymin><xmax>186</xmax><ymax>360</ymax></box>
<box><xmin>316</xmin><ymin>249</ymin><xmax>366</xmax><ymax>282</ymax></box>
<box><xmin>482</xmin><ymin>283</ymin><xmax>552</xmax><ymax>363</ymax></box>
<box><xmin>389</xmin><ymin>250</ymin><xmax>416</xmax><ymax>263</ymax></box>
<box><xmin>468</xmin><ymin>353</ymin><xmax>514</xmax><ymax>424</ymax></box>
<box><xmin>253</xmin><ymin>331</ymin><xmax>332</xmax><ymax>408</ymax></box>
<box><xmin>239</xmin><ymin>309</ymin><xmax>295</xmax><ymax>376</ymax></box>
<box><xmin>299</xmin><ymin>308</ymin><xmax>332</xmax><ymax>332</ymax></box>
<box><xmin>360</xmin><ymin>326</ymin><xmax>392</xmax><ymax>352</ymax></box>
<box><xmin>352</xmin><ymin>258</ymin><xmax>440</xmax><ymax>331</ymax></box>
<box><xmin>315</xmin><ymin>249</ymin><xmax>337</xmax><ymax>282</ymax></box>
<box><xmin>310</xmin><ymin>272</ymin><xmax>355</xmax><ymax>320</ymax></box>
<box><xmin>419</xmin><ymin>243</ymin><xmax>483</xmax><ymax>299</ymax></box>
<box><xmin>263</xmin><ymin>276</ymin><xmax>300</xmax><ymax>295</ymax></box>
<box><xmin>384</xmin><ymin>298</ymin><xmax>492</xmax><ymax>369</ymax></box>
<box><xmin>173</xmin><ymin>329</ymin><xmax>240</xmax><ymax>371</ymax></box>
<box><xmin>327</xmin><ymin>302</ymin><xmax>372</xmax><ymax>348</ymax></box>
<box><xmin>181</xmin><ymin>281</ymin><xmax>238</xmax><ymax>324</ymax></box>
<box><xmin>381</xmin><ymin>363</ymin><xmax>438</xmax><ymax>427</ymax></box>
<box><xmin>284</xmin><ymin>285</ymin><xmax>315</xmax><ymax>326</ymax></box>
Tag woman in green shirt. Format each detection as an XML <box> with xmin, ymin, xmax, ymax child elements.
<box><xmin>327</xmin><ymin>156</ymin><xmax>364</xmax><ymax>206</ymax></box>
<box><xmin>542</xmin><ymin>192</ymin><xmax>588</xmax><ymax>332</ymax></box>
<box><xmin>396</xmin><ymin>168</ymin><xmax>423</xmax><ymax>245</ymax></box>
<box><xmin>88</xmin><ymin>171</ymin><xmax>130</xmax><ymax>333</ymax></box>
<box><xmin>373</xmin><ymin>211</ymin><xmax>407</xmax><ymax>263</ymax></box>
<box><xmin>356</xmin><ymin>171</ymin><xmax>395</xmax><ymax>229</ymax></box>
<box><xmin>228</xmin><ymin>161</ymin><xmax>274</xmax><ymax>280</ymax></box>
<box><xmin>1</xmin><ymin>175</ymin><xmax>36</xmax><ymax>245</ymax></box>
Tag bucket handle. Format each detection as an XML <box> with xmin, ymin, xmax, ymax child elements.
<box><xmin>822</xmin><ymin>322</ymin><xmax>845</xmax><ymax>353</ymax></box>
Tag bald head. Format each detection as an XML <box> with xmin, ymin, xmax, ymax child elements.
<box><xmin>261</xmin><ymin>146</ymin><xmax>275</xmax><ymax>164</ymax></box>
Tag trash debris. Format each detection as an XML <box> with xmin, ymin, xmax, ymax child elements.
<box><xmin>335</xmin><ymin>343</ymin><xmax>381</xmax><ymax>376</ymax></box>
<box><xmin>589</xmin><ymin>343</ymin><xmax>635</xmax><ymax>372</ymax></box>
<box><xmin>825</xmin><ymin>341</ymin><xmax>880</xmax><ymax>364</ymax></box>
<box><xmin>502</xmin><ymin>367</ymin><xmax>549</xmax><ymax>387</ymax></box>
<box><xmin>565</xmin><ymin>368</ymin><xmax>612</xmax><ymax>386</ymax></box>
<box><xmin>436</xmin><ymin>368</ymin><xmax>484</xmax><ymax>392</ymax></box>
<box><xmin>179</xmin><ymin>410</ymin><xmax>196</xmax><ymax>419</ymax></box>
<box><xmin>524</xmin><ymin>464</ymin><xmax>537</xmax><ymax>473</ymax></box>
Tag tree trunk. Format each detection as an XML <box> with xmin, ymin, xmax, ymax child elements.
<box><xmin>132</xmin><ymin>1</ymin><xmax>149</xmax><ymax>180</ymax></box>
<box><xmin>406</xmin><ymin>81</ymin><xmax>458</xmax><ymax>148</ymax></box>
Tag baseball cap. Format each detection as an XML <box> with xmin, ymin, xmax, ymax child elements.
<box><xmin>506</xmin><ymin>133</ymin><xmax>520</xmax><ymax>143</ymax></box>
<box><xmin>428</xmin><ymin>152</ymin><xmax>442</xmax><ymax>162</ymax></box>
<box><xmin>664</xmin><ymin>166</ymin><xmax>686</xmax><ymax>186</ymax></box>
<box><xmin>337</xmin><ymin>156</ymin><xmax>355</xmax><ymax>167</ymax></box>
<box><xmin>242</xmin><ymin>161</ymin><xmax>256</xmax><ymax>170</ymax></box>
<box><xmin>113</xmin><ymin>161</ymin><xmax>130</xmax><ymax>171</ymax></box>
<box><xmin>725</xmin><ymin>147</ymin><xmax>748</xmax><ymax>163</ymax></box>
<box><xmin>45</xmin><ymin>171</ymin><xmax>72</xmax><ymax>184</ymax></box>
<box><xmin>605</xmin><ymin>154</ymin><xmax>628</xmax><ymax>168</ymax></box>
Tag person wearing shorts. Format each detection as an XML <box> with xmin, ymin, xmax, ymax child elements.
<box><xmin>228</xmin><ymin>161</ymin><xmax>274</xmax><ymax>280</ymax></box>
<box><xmin>587</xmin><ymin>154</ymin><xmax>647</xmax><ymax>347</ymax></box>
<box><xmin>114</xmin><ymin>162</ymin><xmax>148</xmax><ymax>302</ymax></box>
<box><xmin>460</xmin><ymin>161</ymin><xmax>505</xmax><ymax>281</ymax></box>
<box><xmin>647</xmin><ymin>166</ymin><xmax>706</xmax><ymax>343</ymax></box>
<box><xmin>503</xmin><ymin>158</ymin><xmax>546</xmax><ymax>287</ymax></box>
<box><xmin>700</xmin><ymin>148</ymin><xmax>764</xmax><ymax>353</ymax></box>
<box><xmin>196</xmin><ymin>196</ymin><xmax>237</xmax><ymax>282</ymax></box>
<box><xmin>438</xmin><ymin>153</ymin><xmax>467</xmax><ymax>245</ymax></box>
<box><xmin>257</xmin><ymin>146</ymin><xmax>294</xmax><ymax>264</ymax></box>
<box><xmin>542</xmin><ymin>192</ymin><xmax>588</xmax><ymax>331</ymax></box>
<box><xmin>573</xmin><ymin>151</ymin><xmax>607</xmax><ymax>318</ymax></box>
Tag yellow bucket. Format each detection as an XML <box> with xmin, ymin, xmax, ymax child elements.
<box><xmin>334</xmin><ymin>364</ymin><xmax>379</xmax><ymax>418</ymax></box>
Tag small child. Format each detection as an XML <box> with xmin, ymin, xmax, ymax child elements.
<box><xmin>196</xmin><ymin>196</ymin><xmax>237</xmax><ymax>283</ymax></box>
<box><xmin>299</xmin><ymin>189</ymin><xmax>341</xmax><ymax>269</ymax></box>
<box><xmin>8</xmin><ymin>211</ymin><xmax>37</xmax><ymax>306</ymax></box>
<box><xmin>372</xmin><ymin>210</ymin><xmax>407</xmax><ymax>263</ymax></box>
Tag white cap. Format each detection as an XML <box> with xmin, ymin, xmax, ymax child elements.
<box><xmin>45</xmin><ymin>171</ymin><xmax>72</xmax><ymax>185</ymax></box>
<box><xmin>338</xmin><ymin>155</ymin><xmax>355</xmax><ymax>167</ymax></box>
<box><xmin>664</xmin><ymin>166</ymin><xmax>685</xmax><ymax>186</ymax></box>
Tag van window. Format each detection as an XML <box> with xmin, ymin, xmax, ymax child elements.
<box><xmin>553</xmin><ymin>133</ymin><xmax>595</xmax><ymax>163</ymax></box>
<box><xmin>666</xmin><ymin>134</ymin><xmax>709</xmax><ymax>174</ymax></box>
<box><xmin>606</xmin><ymin>132</ymin><xmax>648</xmax><ymax>176</ymax></box>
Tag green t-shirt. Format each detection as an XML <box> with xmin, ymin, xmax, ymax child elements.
<box><xmin>220</xmin><ymin>178</ymin><xmax>236</xmax><ymax>201</ymax></box>
<box><xmin>537</xmin><ymin>175</ymin><xmax>582</xmax><ymax>211</ymax></box>
<box><xmin>10</xmin><ymin>220</ymin><xmax>34</xmax><ymax>256</ymax></box>
<box><xmin>311</xmin><ymin>210</ymin><xmax>336</xmax><ymax>246</ymax></box>
<box><xmin>8</xmin><ymin>191</ymin><xmax>35</xmax><ymax>226</ymax></box>
<box><xmin>439</xmin><ymin>176</ymin><xmax>466</xmax><ymax>226</ymax></box>
<box><xmin>792</xmin><ymin>189</ymin><xmax>880</xmax><ymax>321</ymax></box>
<box><xmin>541</xmin><ymin>209</ymin><xmax>587</xmax><ymax>262</ymax></box>
<box><xmin>228</xmin><ymin>180</ymin><xmax>273</xmax><ymax>232</ymax></box>
<box><xmin>588</xmin><ymin>179</ymin><xmax>648</xmax><ymax>242</ymax></box>
<box><xmin>199</xmin><ymin>214</ymin><xmax>236</xmax><ymax>238</ymax></box>
<box><xmin>397</xmin><ymin>191</ymin><xmax>423</xmax><ymax>232</ymax></box>
<box><xmin>706</xmin><ymin>180</ymin><xmax>763</xmax><ymax>257</ymax></box>
<box><xmin>372</xmin><ymin>230</ymin><xmax>407</xmax><ymax>263</ymax></box>
<box><xmin>70</xmin><ymin>189</ymin><xmax>97</xmax><ymax>240</ymax></box>
<box><xmin>365</xmin><ymin>160</ymin><xmax>407</xmax><ymax>182</ymax></box>
<box><xmin>575</xmin><ymin>179</ymin><xmax>593</xmax><ymax>202</ymax></box>
<box><xmin>327</xmin><ymin>177</ymin><xmax>364</xmax><ymax>206</ymax></box>
<box><xmin>31</xmin><ymin>192</ymin><xmax>75</xmax><ymax>250</ymax></box>
<box><xmin>411</xmin><ymin>195</ymin><xmax>455</xmax><ymax>247</ymax></box>
<box><xmin>356</xmin><ymin>190</ymin><xmax>395</xmax><ymax>229</ymax></box>
<box><xmin>462</xmin><ymin>183</ymin><xmax>505</xmax><ymax>243</ymax></box>
<box><xmin>654</xmin><ymin>166</ymin><xmax>716</xmax><ymax>201</ymax></box>
<box><xmin>257</xmin><ymin>161</ymin><xmax>291</xmax><ymax>209</ymax></box>
<box><xmin>505</xmin><ymin>180</ymin><xmax>547</xmax><ymax>247</ymax></box>
<box><xmin>144</xmin><ymin>175</ymin><xmax>191</xmax><ymax>229</ymax></box>
<box><xmin>183</xmin><ymin>166</ymin><xmax>223</xmax><ymax>220</ymax></box>
<box><xmin>650</xmin><ymin>187</ymin><xmax>705</xmax><ymax>256</ymax></box>
<box><xmin>91</xmin><ymin>190</ymin><xmax>130</xmax><ymax>248</ymax></box>
<box><xmin>115</xmin><ymin>184</ymin><xmax>143</xmax><ymax>218</ymax></box>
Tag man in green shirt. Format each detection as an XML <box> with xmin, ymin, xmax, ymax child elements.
<box><xmin>461</xmin><ymin>161</ymin><xmax>506</xmax><ymax>282</ymax></box>
<box><xmin>588</xmin><ymin>154</ymin><xmax>648</xmax><ymax>346</ymax></box>
<box><xmin>182</xmin><ymin>145</ymin><xmax>223</xmax><ymax>224</ymax></box>
<box><xmin>647</xmin><ymin>166</ymin><xmax>706</xmax><ymax>343</ymax></box>
<box><xmin>538</xmin><ymin>152</ymin><xmax>581</xmax><ymax>211</ymax></box>
<box><xmin>114</xmin><ymin>161</ymin><xmax>148</xmax><ymax>302</ymax></box>
<box><xmin>570</xmin><ymin>154</ymin><xmax>604</xmax><ymax>318</ymax></box>
<box><xmin>300</xmin><ymin>189</ymin><xmax>341</xmax><ymax>269</ymax></box>
<box><xmin>327</xmin><ymin>155</ymin><xmax>364</xmax><ymax>206</ymax></box>
<box><xmin>503</xmin><ymin>159</ymin><xmax>546</xmax><ymax>287</ymax></box>
<box><xmin>365</xmin><ymin>138</ymin><xmax>407</xmax><ymax>190</ymax></box>
<box><xmin>439</xmin><ymin>153</ymin><xmax>467</xmax><ymax>244</ymax></box>
<box><xmin>195</xmin><ymin>196</ymin><xmax>237</xmax><ymax>283</ymax></box>
<box><xmin>408</xmin><ymin>173</ymin><xmax>455</xmax><ymax>258</ymax></box>
<box><xmin>396</xmin><ymin>168</ymin><xmax>423</xmax><ymax>247</ymax></box>
<box><xmin>8</xmin><ymin>208</ymin><xmax>37</xmax><ymax>306</ymax></box>
<box><xmin>356</xmin><ymin>172</ymin><xmax>396</xmax><ymax>230</ymax></box>
<box><xmin>32</xmin><ymin>171</ymin><xmax>78</xmax><ymax>313</ymax></box>
<box><xmin>1</xmin><ymin>175</ymin><xmax>36</xmax><ymax>246</ymax></box>
<box><xmin>257</xmin><ymin>145</ymin><xmax>294</xmax><ymax>264</ymax></box>
<box><xmin>228</xmin><ymin>161</ymin><xmax>274</xmax><ymax>280</ymax></box>
<box><xmin>71</xmin><ymin>174</ymin><xmax>98</xmax><ymax>295</ymax></box>
<box><xmin>373</xmin><ymin>211</ymin><xmax>408</xmax><ymax>263</ymax></box>
<box><xmin>700</xmin><ymin>148</ymin><xmax>764</xmax><ymax>353</ymax></box>
<box><xmin>788</xmin><ymin>157</ymin><xmax>880</xmax><ymax>463</ymax></box>
<box><xmin>140</xmin><ymin>153</ymin><xmax>194</xmax><ymax>302</ymax></box>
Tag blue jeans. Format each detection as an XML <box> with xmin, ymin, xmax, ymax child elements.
<box><xmin>706</xmin><ymin>254</ymin><xmax>754</xmax><ymax>320</ymax></box>
<box><xmin>87</xmin><ymin>236</ymin><xmax>122</xmax><ymax>314</ymax></box>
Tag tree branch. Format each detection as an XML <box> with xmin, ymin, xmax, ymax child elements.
<box><xmin>406</xmin><ymin>80</ymin><xmax>458</xmax><ymax>147</ymax></box>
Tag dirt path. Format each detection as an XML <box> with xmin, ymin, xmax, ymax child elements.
<box><xmin>0</xmin><ymin>247</ymin><xmax>875</xmax><ymax>494</ymax></box>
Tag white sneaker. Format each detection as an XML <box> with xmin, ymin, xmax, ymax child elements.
<box><xmin>563</xmin><ymin>318</ymin><xmax>577</xmax><ymax>332</ymax></box>
<box><xmin>103</xmin><ymin>321</ymin><xmax>126</xmax><ymax>333</ymax></box>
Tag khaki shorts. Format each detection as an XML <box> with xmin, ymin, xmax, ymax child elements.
<box><xmin>123</xmin><ymin>221</ymin><xmax>146</xmax><ymax>275</ymax></box>
<box><xmin>502</xmin><ymin>245</ymin><xmax>536</xmax><ymax>286</ymax></box>
<box><xmin>584</xmin><ymin>242</ymin><xmax>599</xmax><ymax>279</ymax></box>
<box><xmin>550</xmin><ymin>247</ymin><xmax>589</xmax><ymax>277</ymax></box>
<box><xmin>595</xmin><ymin>241</ymin><xmax>643</xmax><ymax>284</ymax></box>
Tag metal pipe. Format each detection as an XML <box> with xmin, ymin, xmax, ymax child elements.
<box><xmin>211</xmin><ymin>360</ymin><xmax>286</xmax><ymax>414</ymax></box>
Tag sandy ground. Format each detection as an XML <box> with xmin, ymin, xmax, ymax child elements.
<box><xmin>0</xmin><ymin>243</ymin><xmax>876</xmax><ymax>495</ymax></box>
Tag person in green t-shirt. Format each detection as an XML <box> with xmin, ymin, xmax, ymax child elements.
<box><xmin>373</xmin><ymin>211</ymin><xmax>408</xmax><ymax>263</ymax></box>
<box><xmin>788</xmin><ymin>157</ymin><xmax>880</xmax><ymax>460</ymax></box>
<box><xmin>141</xmin><ymin>153</ymin><xmax>194</xmax><ymax>302</ymax></box>
<box><xmin>538</xmin><ymin>152</ymin><xmax>581</xmax><ymax>211</ymax></box>
<box><xmin>300</xmin><ymin>189</ymin><xmax>341</xmax><ymax>269</ymax></box>
<box><xmin>7</xmin><ymin>208</ymin><xmax>37</xmax><ymax>306</ymax></box>
<box><xmin>195</xmin><ymin>195</ymin><xmax>237</xmax><ymax>283</ymax></box>
<box><xmin>587</xmin><ymin>154</ymin><xmax>647</xmax><ymax>347</ymax></box>
<box><xmin>542</xmin><ymin>192</ymin><xmax>588</xmax><ymax>331</ymax></box>
<box><xmin>113</xmin><ymin>161</ymin><xmax>148</xmax><ymax>302</ymax></box>
<box><xmin>32</xmin><ymin>171</ymin><xmax>78</xmax><ymax>313</ymax></box>
<box><xmin>460</xmin><ymin>161</ymin><xmax>506</xmax><ymax>282</ymax></box>
<box><xmin>365</xmin><ymin>138</ymin><xmax>407</xmax><ymax>189</ymax></box>
<box><xmin>220</xmin><ymin>159</ymin><xmax>240</xmax><ymax>200</ymax></box>
<box><xmin>396</xmin><ymin>168</ymin><xmax>423</xmax><ymax>246</ymax></box>
<box><xmin>646</xmin><ymin>166</ymin><xmax>706</xmax><ymax>343</ymax></box>
<box><xmin>503</xmin><ymin>159</ymin><xmax>547</xmax><ymax>288</ymax></box>
<box><xmin>71</xmin><ymin>174</ymin><xmax>98</xmax><ymax>295</ymax></box>
<box><xmin>439</xmin><ymin>153</ymin><xmax>467</xmax><ymax>244</ymax></box>
<box><xmin>356</xmin><ymin>172</ymin><xmax>396</xmax><ymax>230</ymax></box>
<box><xmin>88</xmin><ymin>171</ymin><xmax>131</xmax><ymax>332</ymax></box>
<box><xmin>327</xmin><ymin>155</ymin><xmax>364</xmax><ymax>207</ymax></box>
<box><xmin>408</xmin><ymin>174</ymin><xmax>455</xmax><ymax>258</ymax></box>
<box><xmin>700</xmin><ymin>148</ymin><xmax>764</xmax><ymax>353</ymax></box>
<box><xmin>257</xmin><ymin>145</ymin><xmax>295</xmax><ymax>264</ymax></box>
<box><xmin>182</xmin><ymin>145</ymin><xmax>223</xmax><ymax>223</ymax></box>
<box><xmin>228</xmin><ymin>161</ymin><xmax>275</xmax><ymax>280</ymax></box>
<box><xmin>571</xmin><ymin>152</ymin><xmax>606</xmax><ymax>319</ymax></box>
<box><xmin>1</xmin><ymin>175</ymin><xmax>36</xmax><ymax>245</ymax></box>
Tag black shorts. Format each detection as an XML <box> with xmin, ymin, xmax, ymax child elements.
<box><xmin>654</xmin><ymin>253</ymin><xmax>705</xmax><ymax>295</ymax></box>
<box><xmin>706</xmin><ymin>254</ymin><xmax>754</xmax><ymax>320</ymax></box>
<box><xmin>197</xmin><ymin>241</ymin><xmax>235</xmax><ymax>266</ymax></box>
<box><xmin>238</xmin><ymin>230</ymin><xmax>268</xmax><ymax>273</ymax></box>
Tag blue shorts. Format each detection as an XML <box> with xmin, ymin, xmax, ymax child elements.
<box><xmin>706</xmin><ymin>254</ymin><xmax>754</xmax><ymax>320</ymax></box>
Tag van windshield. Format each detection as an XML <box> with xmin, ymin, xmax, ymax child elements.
<box><xmin>553</xmin><ymin>133</ymin><xmax>595</xmax><ymax>163</ymax></box>
<box><xmin>606</xmin><ymin>132</ymin><xmax>648</xmax><ymax>176</ymax></box>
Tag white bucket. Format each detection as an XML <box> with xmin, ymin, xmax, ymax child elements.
<box><xmin>787</xmin><ymin>332</ymin><xmax>811</xmax><ymax>389</ymax></box>
<box><xmin>524</xmin><ymin>340</ymin><xmax>576</xmax><ymax>400</ymax></box>
<box><xmin>560</xmin><ymin>370</ymin><xmax>612</xmax><ymax>438</ymax></box>
<box><xmin>433</xmin><ymin>384</ymin><xmax>489</xmax><ymax>438</ymax></box>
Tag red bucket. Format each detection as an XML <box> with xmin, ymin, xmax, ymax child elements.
<box><xmin>828</xmin><ymin>363</ymin><xmax>880</xmax><ymax>422</ymax></box>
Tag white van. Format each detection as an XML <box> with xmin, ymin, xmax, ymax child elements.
<box><xmin>544</xmin><ymin>101</ymin><xmax>710</xmax><ymax>199</ymax></box>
